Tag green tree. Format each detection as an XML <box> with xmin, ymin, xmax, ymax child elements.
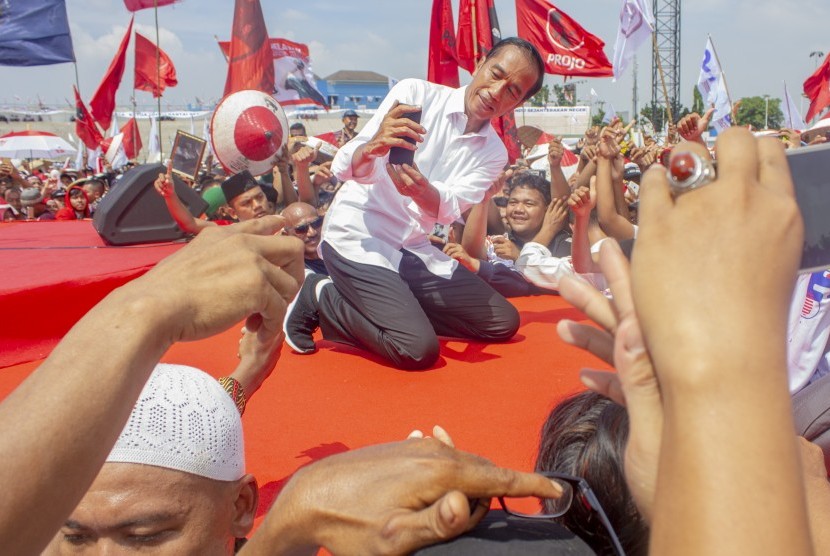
<box><xmin>591</xmin><ymin>107</ymin><xmax>607</xmax><ymax>127</ymax></box>
<box><xmin>692</xmin><ymin>87</ymin><xmax>705</xmax><ymax>114</ymax></box>
<box><xmin>530</xmin><ymin>84</ymin><xmax>550</xmax><ymax>107</ymax></box>
<box><xmin>551</xmin><ymin>84</ymin><xmax>567</xmax><ymax>106</ymax></box>
<box><xmin>640</xmin><ymin>99</ymin><xmax>691</xmax><ymax>131</ymax></box>
<box><xmin>735</xmin><ymin>96</ymin><xmax>783</xmax><ymax>129</ymax></box>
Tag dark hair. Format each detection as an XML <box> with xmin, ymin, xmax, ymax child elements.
<box><xmin>289</xmin><ymin>123</ymin><xmax>306</xmax><ymax>132</ymax></box>
<box><xmin>486</xmin><ymin>37</ymin><xmax>545</xmax><ymax>101</ymax></box>
<box><xmin>536</xmin><ymin>391</ymin><xmax>648</xmax><ymax>556</ymax></box>
<box><xmin>507</xmin><ymin>171</ymin><xmax>551</xmax><ymax>206</ymax></box>
<box><xmin>69</xmin><ymin>188</ymin><xmax>85</xmax><ymax>198</ymax></box>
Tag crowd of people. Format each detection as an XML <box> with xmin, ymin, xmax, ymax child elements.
<box><xmin>3</xmin><ymin>36</ymin><xmax>830</xmax><ymax>554</ymax></box>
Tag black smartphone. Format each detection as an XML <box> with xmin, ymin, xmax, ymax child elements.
<box><xmin>388</xmin><ymin>109</ymin><xmax>422</xmax><ymax>166</ymax></box>
<box><xmin>788</xmin><ymin>142</ymin><xmax>830</xmax><ymax>272</ymax></box>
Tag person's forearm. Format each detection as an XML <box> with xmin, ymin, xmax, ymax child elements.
<box><xmin>461</xmin><ymin>201</ymin><xmax>490</xmax><ymax>259</ymax></box>
<box><xmin>550</xmin><ymin>165</ymin><xmax>570</xmax><ymax>198</ymax></box>
<box><xmin>573</xmin><ymin>160</ymin><xmax>596</xmax><ymax>190</ymax></box>
<box><xmin>410</xmin><ymin>182</ymin><xmax>440</xmax><ymax>219</ymax></box>
<box><xmin>651</xmin><ymin>355</ymin><xmax>813</xmax><ymax>555</ymax></box>
<box><xmin>164</xmin><ymin>194</ymin><xmax>203</xmax><ymax>235</ymax></box>
<box><xmin>295</xmin><ymin>166</ymin><xmax>318</xmax><ymax>207</ymax></box>
<box><xmin>596</xmin><ymin>158</ymin><xmax>635</xmax><ymax>240</ymax></box>
<box><xmin>281</xmin><ymin>170</ymin><xmax>298</xmax><ymax>206</ymax></box>
<box><xmin>0</xmin><ymin>287</ymin><xmax>177</xmax><ymax>555</ymax></box>
<box><xmin>611</xmin><ymin>165</ymin><xmax>629</xmax><ymax>217</ymax></box>
<box><xmin>570</xmin><ymin>215</ymin><xmax>596</xmax><ymax>274</ymax></box>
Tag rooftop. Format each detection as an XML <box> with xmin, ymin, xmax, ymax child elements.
<box><xmin>324</xmin><ymin>70</ymin><xmax>389</xmax><ymax>83</ymax></box>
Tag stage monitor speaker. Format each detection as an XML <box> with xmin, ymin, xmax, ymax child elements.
<box><xmin>93</xmin><ymin>164</ymin><xmax>209</xmax><ymax>246</ymax></box>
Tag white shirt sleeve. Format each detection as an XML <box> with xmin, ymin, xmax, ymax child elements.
<box><xmin>517</xmin><ymin>242</ymin><xmax>607</xmax><ymax>291</ymax></box>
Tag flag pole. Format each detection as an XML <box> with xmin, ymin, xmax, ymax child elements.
<box><xmin>470</xmin><ymin>0</ymin><xmax>479</xmax><ymax>63</ymax></box>
<box><xmin>154</xmin><ymin>0</ymin><xmax>163</xmax><ymax>155</ymax></box>
<box><xmin>652</xmin><ymin>34</ymin><xmax>673</xmax><ymax>126</ymax></box>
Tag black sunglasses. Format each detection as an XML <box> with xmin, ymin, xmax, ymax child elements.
<box><xmin>289</xmin><ymin>215</ymin><xmax>324</xmax><ymax>234</ymax></box>
<box><xmin>498</xmin><ymin>471</ymin><xmax>626</xmax><ymax>556</ymax></box>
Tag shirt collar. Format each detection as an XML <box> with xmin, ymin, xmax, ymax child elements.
<box><xmin>448</xmin><ymin>85</ymin><xmax>491</xmax><ymax>138</ymax></box>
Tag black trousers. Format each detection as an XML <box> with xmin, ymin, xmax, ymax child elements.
<box><xmin>318</xmin><ymin>242</ymin><xmax>520</xmax><ymax>370</ymax></box>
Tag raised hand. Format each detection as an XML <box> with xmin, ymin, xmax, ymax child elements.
<box><xmin>363</xmin><ymin>101</ymin><xmax>425</xmax><ymax>160</ymax></box>
<box><xmin>676</xmin><ymin>108</ymin><xmax>714</xmax><ymax>143</ymax></box>
<box><xmin>153</xmin><ymin>160</ymin><xmax>175</xmax><ymax>198</ymax></box>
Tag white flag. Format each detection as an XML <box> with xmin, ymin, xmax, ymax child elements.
<box><xmin>74</xmin><ymin>141</ymin><xmax>85</xmax><ymax>171</ymax></box>
<box><xmin>104</xmin><ymin>133</ymin><xmax>129</xmax><ymax>171</ymax></box>
<box><xmin>697</xmin><ymin>36</ymin><xmax>732</xmax><ymax>132</ymax></box>
<box><xmin>590</xmin><ymin>88</ymin><xmax>599</xmax><ymax>105</ymax></box>
<box><xmin>783</xmin><ymin>81</ymin><xmax>807</xmax><ymax>130</ymax></box>
<box><xmin>147</xmin><ymin>117</ymin><xmax>161</xmax><ymax>164</ymax></box>
<box><xmin>602</xmin><ymin>104</ymin><xmax>618</xmax><ymax>124</ymax></box>
<box><xmin>108</xmin><ymin>112</ymin><xmax>119</xmax><ymax>138</ymax></box>
<box><xmin>612</xmin><ymin>0</ymin><xmax>654</xmax><ymax>81</ymax></box>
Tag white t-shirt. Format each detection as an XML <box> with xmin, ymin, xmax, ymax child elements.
<box><xmin>788</xmin><ymin>270</ymin><xmax>830</xmax><ymax>393</ymax></box>
<box><xmin>324</xmin><ymin>79</ymin><xmax>508</xmax><ymax>278</ymax></box>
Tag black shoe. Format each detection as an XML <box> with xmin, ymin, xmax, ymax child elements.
<box><xmin>283</xmin><ymin>272</ymin><xmax>329</xmax><ymax>354</ymax></box>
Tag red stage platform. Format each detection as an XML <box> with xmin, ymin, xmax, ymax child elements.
<box><xmin>0</xmin><ymin>221</ymin><xmax>184</xmax><ymax>367</ymax></box>
<box><xmin>0</xmin><ymin>221</ymin><xmax>604</xmax><ymax>525</ymax></box>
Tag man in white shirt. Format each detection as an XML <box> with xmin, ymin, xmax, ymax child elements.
<box><xmin>284</xmin><ymin>38</ymin><xmax>545</xmax><ymax>370</ymax></box>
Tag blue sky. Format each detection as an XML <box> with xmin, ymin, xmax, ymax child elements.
<box><xmin>0</xmin><ymin>0</ymin><xmax>827</xmax><ymax>118</ymax></box>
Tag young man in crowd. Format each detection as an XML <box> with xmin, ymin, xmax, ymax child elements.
<box><xmin>333</xmin><ymin>109</ymin><xmax>359</xmax><ymax>147</ymax></box>
<box><xmin>283</xmin><ymin>38</ymin><xmax>545</xmax><ymax>369</ymax></box>
<box><xmin>281</xmin><ymin>201</ymin><xmax>328</xmax><ymax>275</ymax></box>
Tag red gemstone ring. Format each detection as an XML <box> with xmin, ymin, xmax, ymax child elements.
<box><xmin>667</xmin><ymin>151</ymin><xmax>717</xmax><ymax>196</ymax></box>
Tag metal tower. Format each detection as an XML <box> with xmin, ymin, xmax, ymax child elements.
<box><xmin>651</xmin><ymin>0</ymin><xmax>681</xmax><ymax>124</ymax></box>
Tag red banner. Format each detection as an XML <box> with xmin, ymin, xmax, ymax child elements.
<box><xmin>456</xmin><ymin>0</ymin><xmax>501</xmax><ymax>73</ymax></box>
<box><xmin>427</xmin><ymin>0</ymin><xmax>460</xmax><ymax>87</ymax></box>
<box><xmin>219</xmin><ymin>38</ymin><xmax>327</xmax><ymax>107</ymax></box>
<box><xmin>805</xmin><ymin>53</ymin><xmax>830</xmax><ymax>122</ymax></box>
<box><xmin>516</xmin><ymin>0</ymin><xmax>613</xmax><ymax>78</ymax></box>
<box><xmin>223</xmin><ymin>0</ymin><xmax>274</xmax><ymax>97</ymax></box>
<box><xmin>120</xmin><ymin>118</ymin><xmax>143</xmax><ymax>159</ymax></box>
<box><xmin>90</xmin><ymin>17</ymin><xmax>133</xmax><ymax>130</ymax></box>
<box><xmin>134</xmin><ymin>32</ymin><xmax>178</xmax><ymax>98</ymax></box>
<box><xmin>123</xmin><ymin>0</ymin><xmax>178</xmax><ymax>11</ymax></box>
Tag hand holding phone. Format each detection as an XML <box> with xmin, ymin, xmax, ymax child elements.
<box><xmin>388</xmin><ymin>108</ymin><xmax>422</xmax><ymax>166</ymax></box>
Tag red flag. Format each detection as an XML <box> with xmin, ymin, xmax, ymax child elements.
<box><xmin>456</xmin><ymin>0</ymin><xmax>501</xmax><ymax>73</ymax></box>
<box><xmin>90</xmin><ymin>17</ymin><xmax>133</xmax><ymax>130</ymax></box>
<box><xmin>516</xmin><ymin>0</ymin><xmax>613</xmax><ymax>78</ymax></box>
<box><xmin>804</xmin><ymin>53</ymin><xmax>830</xmax><ymax>122</ymax></box>
<box><xmin>223</xmin><ymin>0</ymin><xmax>274</xmax><ymax>96</ymax></box>
<box><xmin>123</xmin><ymin>0</ymin><xmax>178</xmax><ymax>11</ymax></box>
<box><xmin>73</xmin><ymin>86</ymin><xmax>103</xmax><ymax>150</ymax></box>
<box><xmin>134</xmin><ymin>32</ymin><xmax>178</xmax><ymax>98</ymax></box>
<box><xmin>120</xmin><ymin>118</ymin><xmax>142</xmax><ymax>159</ymax></box>
<box><xmin>427</xmin><ymin>0</ymin><xmax>460</xmax><ymax>87</ymax></box>
<box><xmin>491</xmin><ymin>111</ymin><xmax>522</xmax><ymax>163</ymax></box>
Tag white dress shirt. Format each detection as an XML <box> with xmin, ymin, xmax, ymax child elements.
<box><xmin>516</xmin><ymin>241</ymin><xmax>607</xmax><ymax>292</ymax></box>
<box><xmin>324</xmin><ymin>78</ymin><xmax>508</xmax><ymax>278</ymax></box>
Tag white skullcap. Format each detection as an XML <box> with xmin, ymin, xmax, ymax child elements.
<box><xmin>106</xmin><ymin>363</ymin><xmax>245</xmax><ymax>481</ymax></box>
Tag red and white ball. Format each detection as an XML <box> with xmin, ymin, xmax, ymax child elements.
<box><xmin>210</xmin><ymin>90</ymin><xmax>289</xmax><ymax>176</ymax></box>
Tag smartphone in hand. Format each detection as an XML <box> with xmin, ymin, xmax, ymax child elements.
<box><xmin>389</xmin><ymin>110</ymin><xmax>422</xmax><ymax>166</ymax></box>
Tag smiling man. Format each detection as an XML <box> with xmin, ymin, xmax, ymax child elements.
<box><xmin>284</xmin><ymin>38</ymin><xmax>544</xmax><ymax>369</ymax></box>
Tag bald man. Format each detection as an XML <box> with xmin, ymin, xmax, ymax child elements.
<box><xmin>282</xmin><ymin>202</ymin><xmax>328</xmax><ymax>275</ymax></box>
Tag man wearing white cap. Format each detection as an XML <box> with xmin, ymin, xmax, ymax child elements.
<box><xmin>44</xmin><ymin>364</ymin><xmax>258</xmax><ymax>554</ymax></box>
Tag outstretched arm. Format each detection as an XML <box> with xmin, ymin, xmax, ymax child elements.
<box><xmin>0</xmin><ymin>218</ymin><xmax>304</xmax><ymax>555</ymax></box>
<box><xmin>154</xmin><ymin>161</ymin><xmax>214</xmax><ymax>234</ymax></box>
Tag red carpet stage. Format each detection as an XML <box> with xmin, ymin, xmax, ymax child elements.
<box><xmin>0</xmin><ymin>221</ymin><xmax>607</xmax><ymax>525</ymax></box>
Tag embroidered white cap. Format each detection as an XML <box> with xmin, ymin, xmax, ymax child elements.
<box><xmin>106</xmin><ymin>363</ymin><xmax>245</xmax><ymax>481</ymax></box>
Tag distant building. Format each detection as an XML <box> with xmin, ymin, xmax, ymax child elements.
<box><xmin>318</xmin><ymin>70</ymin><xmax>391</xmax><ymax>110</ymax></box>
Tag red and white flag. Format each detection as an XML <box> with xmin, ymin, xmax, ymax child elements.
<box><xmin>219</xmin><ymin>38</ymin><xmax>327</xmax><ymax>107</ymax></box>
<box><xmin>516</xmin><ymin>0</ymin><xmax>613</xmax><ymax>78</ymax></box>
<box><xmin>134</xmin><ymin>31</ymin><xmax>178</xmax><ymax>98</ymax></box>
<box><xmin>804</xmin><ymin>52</ymin><xmax>830</xmax><ymax>122</ymax></box>
<box><xmin>123</xmin><ymin>0</ymin><xmax>178</xmax><ymax>11</ymax></box>
<box><xmin>223</xmin><ymin>0</ymin><xmax>274</xmax><ymax>97</ymax></box>
<box><xmin>427</xmin><ymin>0</ymin><xmax>460</xmax><ymax>87</ymax></box>
<box><xmin>90</xmin><ymin>17</ymin><xmax>133</xmax><ymax>130</ymax></box>
<box><xmin>73</xmin><ymin>85</ymin><xmax>103</xmax><ymax>150</ymax></box>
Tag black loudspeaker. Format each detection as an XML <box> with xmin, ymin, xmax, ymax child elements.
<box><xmin>93</xmin><ymin>164</ymin><xmax>209</xmax><ymax>245</ymax></box>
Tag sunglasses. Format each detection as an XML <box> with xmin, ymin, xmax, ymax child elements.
<box><xmin>289</xmin><ymin>215</ymin><xmax>324</xmax><ymax>234</ymax></box>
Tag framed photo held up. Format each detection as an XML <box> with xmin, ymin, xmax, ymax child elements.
<box><xmin>170</xmin><ymin>130</ymin><xmax>207</xmax><ymax>181</ymax></box>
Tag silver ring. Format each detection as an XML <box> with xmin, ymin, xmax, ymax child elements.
<box><xmin>667</xmin><ymin>152</ymin><xmax>717</xmax><ymax>196</ymax></box>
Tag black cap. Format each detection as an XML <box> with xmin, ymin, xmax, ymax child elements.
<box><xmin>221</xmin><ymin>170</ymin><xmax>258</xmax><ymax>203</ymax></box>
<box><xmin>343</xmin><ymin>110</ymin><xmax>358</xmax><ymax>118</ymax></box>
